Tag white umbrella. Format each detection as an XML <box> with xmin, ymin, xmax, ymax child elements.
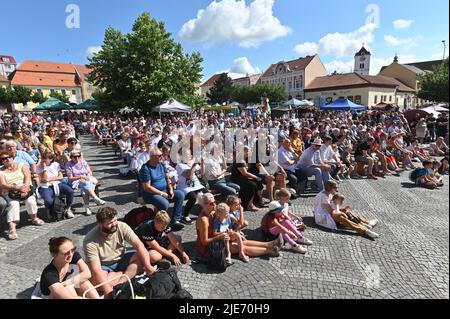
<box><xmin>422</xmin><ymin>104</ymin><xmax>449</xmax><ymax>113</ymax></box>
<box><xmin>119</xmin><ymin>107</ymin><xmax>135</xmax><ymax>114</ymax></box>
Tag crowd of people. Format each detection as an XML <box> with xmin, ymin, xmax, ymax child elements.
<box><xmin>0</xmin><ymin>107</ymin><xmax>448</xmax><ymax>298</ymax></box>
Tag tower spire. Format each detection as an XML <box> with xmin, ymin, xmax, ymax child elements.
<box><xmin>394</xmin><ymin>53</ymin><xmax>398</xmax><ymax>63</ymax></box>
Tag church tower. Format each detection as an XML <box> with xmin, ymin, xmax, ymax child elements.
<box><xmin>354</xmin><ymin>46</ymin><xmax>371</xmax><ymax>75</ymax></box>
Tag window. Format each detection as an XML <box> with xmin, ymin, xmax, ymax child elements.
<box><xmin>299</xmin><ymin>75</ymin><xmax>303</xmax><ymax>88</ymax></box>
<box><xmin>72</xmin><ymin>89</ymin><xmax>77</xmax><ymax>95</ymax></box>
<box><xmin>326</xmin><ymin>97</ymin><xmax>333</xmax><ymax>103</ymax></box>
<box><xmin>389</xmin><ymin>95</ymin><xmax>392</xmax><ymax>102</ymax></box>
<box><xmin>360</xmin><ymin>63</ymin><xmax>365</xmax><ymax>69</ymax></box>
<box><xmin>374</xmin><ymin>95</ymin><xmax>378</xmax><ymax>104</ymax></box>
<box><xmin>347</xmin><ymin>96</ymin><xmax>354</xmax><ymax>102</ymax></box>
<box><xmin>288</xmin><ymin>82</ymin><xmax>292</xmax><ymax>89</ymax></box>
<box><xmin>355</xmin><ymin>95</ymin><xmax>362</xmax><ymax>104</ymax></box>
<box><xmin>37</xmin><ymin>89</ymin><xmax>42</xmax><ymax>94</ymax></box>
<box><xmin>61</xmin><ymin>89</ymin><xmax>66</xmax><ymax>96</ymax></box>
<box><xmin>2</xmin><ymin>57</ymin><xmax>10</xmax><ymax>63</ymax></box>
<box><xmin>50</xmin><ymin>89</ymin><xmax>55</xmax><ymax>94</ymax></box>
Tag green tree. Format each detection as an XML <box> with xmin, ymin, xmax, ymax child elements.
<box><xmin>88</xmin><ymin>12</ymin><xmax>203</xmax><ymax>111</ymax></box>
<box><xmin>206</xmin><ymin>73</ymin><xmax>234</xmax><ymax>104</ymax></box>
<box><xmin>232</xmin><ymin>83</ymin><xmax>286</xmax><ymax>105</ymax></box>
<box><xmin>49</xmin><ymin>91</ymin><xmax>70</xmax><ymax>104</ymax></box>
<box><xmin>11</xmin><ymin>86</ymin><xmax>32</xmax><ymax>105</ymax></box>
<box><xmin>0</xmin><ymin>87</ymin><xmax>14</xmax><ymax>104</ymax></box>
<box><xmin>31</xmin><ymin>90</ymin><xmax>46</xmax><ymax>104</ymax></box>
<box><xmin>418</xmin><ymin>58</ymin><xmax>449</xmax><ymax>103</ymax></box>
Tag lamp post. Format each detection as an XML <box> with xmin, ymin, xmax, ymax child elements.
<box><xmin>443</xmin><ymin>40</ymin><xmax>446</xmax><ymax>61</ymax></box>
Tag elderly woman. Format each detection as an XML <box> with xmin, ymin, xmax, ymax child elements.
<box><xmin>65</xmin><ymin>150</ymin><xmax>105</xmax><ymax>216</ymax></box>
<box><xmin>0</xmin><ymin>151</ymin><xmax>44</xmax><ymax>240</ymax></box>
<box><xmin>38</xmin><ymin>152</ymin><xmax>75</xmax><ymax>219</ymax></box>
<box><xmin>40</xmin><ymin>237</ymin><xmax>100</xmax><ymax>299</ymax></box>
<box><xmin>195</xmin><ymin>193</ymin><xmax>281</xmax><ymax>260</ymax></box>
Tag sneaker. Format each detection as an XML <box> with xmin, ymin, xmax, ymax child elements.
<box><xmin>366</xmin><ymin>230</ymin><xmax>379</xmax><ymax>239</ymax></box>
<box><xmin>289</xmin><ymin>188</ymin><xmax>297</xmax><ymax>195</ymax></box>
<box><xmin>368</xmin><ymin>219</ymin><xmax>379</xmax><ymax>228</ymax></box>
<box><xmin>65</xmin><ymin>207</ymin><xmax>75</xmax><ymax>219</ymax></box>
<box><xmin>275</xmin><ymin>233</ymin><xmax>284</xmax><ymax>248</ymax></box>
<box><xmin>181</xmin><ymin>217</ymin><xmax>193</xmax><ymax>225</ymax></box>
<box><xmin>296</xmin><ymin>237</ymin><xmax>313</xmax><ymax>246</ymax></box>
<box><xmin>270</xmin><ymin>246</ymin><xmax>280</xmax><ymax>257</ymax></box>
<box><xmin>291</xmin><ymin>244</ymin><xmax>307</xmax><ymax>254</ymax></box>
<box><xmin>170</xmin><ymin>221</ymin><xmax>185</xmax><ymax>231</ymax></box>
<box><xmin>85</xmin><ymin>207</ymin><xmax>93</xmax><ymax>216</ymax></box>
<box><xmin>95</xmin><ymin>198</ymin><xmax>106</xmax><ymax>206</ymax></box>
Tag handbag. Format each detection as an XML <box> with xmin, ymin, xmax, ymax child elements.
<box><xmin>8</xmin><ymin>185</ymin><xmax>36</xmax><ymax>201</ymax></box>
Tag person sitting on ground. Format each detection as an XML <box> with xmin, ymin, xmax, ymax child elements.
<box><xmin>408</xmin><ymin>138</ymin><xmax>433</xmax><ymax>162</ymax></box>
<box><xmin>226</xmin><ymin>195</ymin><xmax>249</xmax><ymax>232</ymax></box>
<box><xmin>439</xmin><ymin>157</ymin><xmax>449</xmax><ymax>175</ymax></box>
<box><xmin>412</xmin><ymin>160</ymin><xmax>444</xmax><ymax>189</ymax></box>
<box><xmin>196</xmin><ymin>193</ymin><xmax>282</xmax><ymax>260</ymax></box>
<box><xmin>265</xmin><ymin>201</ymin><xmax>312</xmax><ymax>254</ymax></box>
<box><xmin>274</xmin><ymin>188</ymin><xmax>306</xmax><ymax>231</ymax></box>
<box><xmin>0</xmin><ymin>151</ymin><xmax>44</xmax><ymax>240</ymax></box>
<box><xmin>331</xmin><ymin>193</ymin><xmax>379</xmax><ymax>235</ymax></box>
<box><xmin>314</xmin><ymin>180</ymin><xmax>379</xmax><ymax>239</ymax></box>
<box><xmin>65</xmin><ymin>150</ymin><xmax>105</xmax><ymax>216</ymax></box>
<box><xmin>40</xmin><ymin>237</ymin><xmax>100</xmax><ymax>299</ymax></box>
<box><xmin>38</xmin><ymin>152</ymin><xmax>75</xmax><ymax>219</ymax></box>
<box><xmin>83</xmin><ymin>207</ymin><xmax>157</xmax><ymax>298</ymax></box>
<box><xmin>135</xmin><ymin>210</ymin><xmax>190</xmax><ymax>266</ymax></box>
<box><xmin>139</xmin><ymin>148</ymin><xmax>185</xmax><ymax>229</ymax></box>
<box><xmin>213</xmin><ymin>203</ymin><xmax>249</xmax><ymax>265</ymax></box>
<box><xmin>430</xmin><ymin>137</ymin><xmax>449</xmax><ymax>156</ymax></box>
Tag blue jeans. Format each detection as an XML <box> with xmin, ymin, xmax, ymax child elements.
<box><xmin>301</xmin><ymin>166</ymin><xmax>331</xmax><ymax>191</ymax></box>
<box><xmin>142</xmin><ymin>189</ymin><xmax>185</xmax><ymax>223</ymax></box>
<box><xmin>208</xmin><ymin>177</ymin><xmax>240</xmax><ymax>196</ymax></box>
<box><xmin>38</xmin><ymin>184</ymin><xmax>74</xmax><ymax>208</ymax></box>
<box><xmin>101</xmin><ymin>250</ymin><xmax>136</xmax><ymax>273</ymax></box>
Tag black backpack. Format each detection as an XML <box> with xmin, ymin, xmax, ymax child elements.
<box><xmin>114</xmin><ymin>268</ymin><xmax>193</xmax><ymax>299</ymax></box>
<box><xmin>123</xmin><ymin>206</ymin><xmax>156</xmax><ymax>230</ymax></box>
<box><xmin>49</xmin><ymin>197</ymin><xmax>66</xmax><ymax>221</ymax></box>
<box><xmin>207</xmin><ymin>239</ymin><xmax>227</xmax><ymax>273</ymax></box>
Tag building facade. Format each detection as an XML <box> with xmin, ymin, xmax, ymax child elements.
<box><xmin>304</xmin><ymin>72</ymin><xmax>415</xmax><ymax>111</ymax></box>
<box><xmin>232</xmin><ymin>74</ymin><xmax>261</xmax><ymax>87</ymax></box>
<box><xmin>258</xmin><ymin>55</ymin><xmax>326</xmax><ymax>100</ymax></box>
<box><xmin>10</xmin><ymin>60</ymin><xmax>95</xmax><ymax>112</ymax></box>
<box><xmin>378</xmin><ymin>56</ymin><xmax>444</xmax><ymax>108</ymax></box>
<box><xmin>0</xmin><ymin>55</ymin><xmax>17</xmax><ymax>78</ymax></box>
<box><xmin>354</xmin><ymin>46</ymin><xmax>371</xmax><ymax>75</ymax></box>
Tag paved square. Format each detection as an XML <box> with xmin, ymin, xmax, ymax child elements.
<box><xmin>0</xmin><ymin>137</ymin><xmax>448</xmax><ymax>299</ymax></box>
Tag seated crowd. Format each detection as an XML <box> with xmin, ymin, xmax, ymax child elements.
<box><xmin>0</xmin><ymin>108</ymin><xmax>448</xmax><ymax>299</ymax></box>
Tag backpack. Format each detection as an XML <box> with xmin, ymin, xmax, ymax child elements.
<box><xmin>123</xmin><ymin>206</ymin><xmax>156</xmax><ymax>230</ymax></box>
<box><xmin>116</xmin><ymin>268</ymin><xmax>193</xmax><ymax>299</ymax></box>
<box><xmin>207</xmin><ymin>239</ymin><xmax>227</xmax><ymax>273</ymax></box>
<box><xmin>49</xmin><ymin>197</ymin><xmax>66</xmax><ymax>221</ymax></box>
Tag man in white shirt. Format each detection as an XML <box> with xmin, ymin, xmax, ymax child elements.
<box><xmin>319</xmin><ymin>136</ymin><xmax>340</xmax><ymax>180</ymax></box>
<box><xmin>298</xmin><ymin>138</ymin><xmax>332</xmax><ymax>192</ymax></box>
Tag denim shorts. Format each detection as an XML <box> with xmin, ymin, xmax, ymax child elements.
<box><xmin>101</xmin><ymin>250</ymin><xmax>136</xmax><ymax>273</ymax></box>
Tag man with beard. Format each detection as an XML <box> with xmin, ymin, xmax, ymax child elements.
<box><xmin>83</xmin><ymin>206</ymin><xmax>157</xmax><ymax>298</ymax></box>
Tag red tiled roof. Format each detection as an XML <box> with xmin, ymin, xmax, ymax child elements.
<box><xmin>405</xmin><ymin>60</ymin><xmax>443</xmax><ymax>72</ymax></box>
<box><xmin>17</xmin><ymin>60</ymin><xmax>76</xmax><ymax>74</ymax></box>
<box><xmin>0</xmin><ymin>55</ymin><xmax>17</xmax><ymax>64</ymax></box>
<box><xmin>0</xmin><ymin>74</ymin><xmax>9</xmax><ymax>82</ymax></box>
<box><xmin>11</xmin><ymin>71</ymin><xmax>80</xmax><ymax>87</ymax></box>
<box><xmin>261</xmin><ymin>55</ymin><xmax>315</xmax><ymax>78</ymax></box>
<box><xmin>73</xmin><ymin>64</ymin><xmax>92</xmax><ymax>81</ymax></box>
<box><xmin>201</xmin><ymin>73</ymin><xmax>223</xmax><ymax>87</ymax></box>
<box><xmin>305</xmin><ymin>72</ymin><xmax>414</xmax><ymax>92</ymax></box>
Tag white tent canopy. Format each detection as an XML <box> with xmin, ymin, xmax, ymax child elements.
<box><xmin>422</xmin><ymin>104</ymin><xmax>449</xmax><ymax>113</ymax></box>
<box><xmin>153</xmin><ymin>100</ymin><xmax>191</xmax><ymax>113</ymax></box>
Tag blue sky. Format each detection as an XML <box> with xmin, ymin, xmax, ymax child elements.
<box><xmin>1</xmin><ymin>0</ymin><xmax>448</xmax><ymax>81</ymax></box>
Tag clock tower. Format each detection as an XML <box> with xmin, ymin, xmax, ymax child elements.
<box><xmin>354</xmin><ymin>46</ymin><xmax>371</xmax><ymax>75</ymax></box>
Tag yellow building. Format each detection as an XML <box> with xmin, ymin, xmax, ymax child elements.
<box><xmin>10</xmin><ymin>60</ymin><xmax>95</xmax><ymax>112</ymax></box>
<box><xmin>0</xmin><ymin>74</ymin><xmax>11</xmax><ymax>113</ymax></box>
<box><xmin>378</xmin><ymin>56</ymin><xmax>444</xmax><ymax>108</ymax></box>
<box><xmin>304</xmin><ymin>72</ymin><xmax>415</xmax><ymax>111</ymax></box>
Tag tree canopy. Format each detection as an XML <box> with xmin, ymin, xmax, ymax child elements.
<box><xmin>232</xmin><ymin>83</ymin><xmax>287</xmax><ymax>105</ymax></box>
<box><xmin>206</xmin><ymin>73</ymin><xmax>234</xmax><ymax>105</ymax></box>
<box><xmin>88</xmin><ymin>12</ymin><xmax>203</xmax><ymax>111</ymax></box>
<box><xmin>418</xmin><ymin>58</ymin><xmax>449</xmax><ymax>103</ymax></box>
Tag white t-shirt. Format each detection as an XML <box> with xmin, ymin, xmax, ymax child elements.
<box><xmin>176</xmin><ymin>162</ymin><xmax>204</xmax><ymax>194</ymax></box>
<box><xmin>314</xmin><ymin>191</ymin><xmax>336</xmax><ymax>230</ymax></box>
<box><xmin>319</xmin><ymin>145</ymin><xmax>334</xmax><ymax>162</ymax></box>
<box><xmin>37</xmin><ymin>162</ymin><xmax>61</xmax><ymax>188</ymax></box>
<box><xmin>203</xmin><ymin>157</ymin><xmax>224</xmax><ymax>181</ymax></box>
<box><xmin>277</xmin><ymin>146</ymin><xmax>297</xmax><ymax>172</ymax></box>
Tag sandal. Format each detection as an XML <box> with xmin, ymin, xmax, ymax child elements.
<box><xmin>239</xmin><ymin>254</ymin><xmax>250</xmax><ymax>263</ymax></box>
<box><xmin>225</xmin><ymin>257</ymin><xmax>233</xmax><ymax>266</ymax></box>
<box><xmin>32</xmin><ymin>218</ymin><xmax>45</xmax><ymax>226</ymax></box>
<box><xmin>8</xmin><ymin>230</ymin><xmax>17</xmax><ymax>240</ymax></box>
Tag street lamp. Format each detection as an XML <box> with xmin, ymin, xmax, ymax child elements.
<box><xmin>443</xmin><ymin>40</ymin><xmax>446</xmax><ymax>61</ymax></box>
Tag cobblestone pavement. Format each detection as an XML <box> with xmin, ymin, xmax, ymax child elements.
<box><xmin>0</xmin><ymin>136</ymin><xmax>448</xmax><ymax>299</ymax></box>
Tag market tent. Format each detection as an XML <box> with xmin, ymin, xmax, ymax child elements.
<box><xmin>403</xmin><ymin>109</ymin><xmax>439</xmax><ymax>122</ymax></box>
<box><xmin>273</xmin><ymin>104</ymin><xmax>293</xmax><ymax>112</ymax></box>
<box><xmin>75</xmin><ymin>98</ymin><xmax>98</xmax><ymax>110</ymax></box>
<box><xmin>33</xmin><ymin>98</ymin><xmax>71</xmax><ymax>112</ymax></box>
<box><xmin>320</xmin><ymin>98</ymin><xmax>366</xmax><ymax>111</ymax></box>
<box><xmin>421</xmin><ymin>104</ymin><xmax>449</xmax><ymax>113</ymax></box>
<box><xmin>282</xmin><ymin>98</ymin><xmax>303</xmax><ymax>108</ymax></box>
<box><xmin>299</xmin><ymin>99</ymin><xmax>314</xmax><ymax>107</ymax></box>
<box><xmin>153</xmin><ymin>100</ymin><xmax>191</xmax><ymax>113</ymax></box>
<box><xmin>372</xmin><ymin>102</ymin><xmax>395</xmax><ymax>111</ymax></box>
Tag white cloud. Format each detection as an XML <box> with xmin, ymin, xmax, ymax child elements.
<box><xmin>293</xmin><ymin>23</ymin><xmax>376</xmax><ymax>58</ymax></box>
<box><xmin>324</xmin><ymin>60</ymin><xmax>354</xmax><ymax>74</ymax></box>
<box><xmin>384</xmin><ymin>35</ymin><xmax>418</xmax><ymax>49</ymax></box>
<box><xmin>86</xmin><ymin>46</ymin><xmax>102</xmax><ymax>58</ymax></box>
<box><xmin>393</xmin><ymin>19</ymin><xmax>414</xmax><ymax>29</ymax></box>
<box><xmin>179</xmin><ymin>0</ymin><xmax>291</xmax><ymax>48</ymax></box>
<box><xmin>229</xmin><ymin>57</ymin><xmax>260</xmax><ymax>75</ymax></box>
<box><xmin>294</xmin><ymin>42</ymin><xmax>319</xmax><ymax>56</ymax></box>
<box><xmin>431</xmin><ymin>52</ymin><xmax>449</xmax><ymax>60</ymax></box>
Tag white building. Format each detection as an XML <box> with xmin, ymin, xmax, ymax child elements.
<box><xmin>258</xmin><ymin>55</ymin><xmax>326</xmax><ymax>100</ymax></box>
<box><xmin>354</xmin><ymin>46</ymin><xmax>371</xmax><ymax>75</ymax></box>
<box><xmin>0</xmin><ymin>55</ymin><xmax>17</xmax><ymax>78</ymax></box>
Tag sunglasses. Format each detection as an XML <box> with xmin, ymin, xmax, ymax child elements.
<box><xmin>61</xmin><ymin>247</ymin><xmax>77</xmax><ymax>257</ymax></box>
<box><xmin>151</xmin><ymin>154</ymin><xmax>163</xmax><ymax>158</ymax></box>
<box><xmin>0</xmin><ymin>156</ymin><xmax>11</xmax><ymax>162</ymax></box>
<box><xmin>71</xmin><ymin>155</ymin><xmax>81</xmax><ymax>158</ymax></box>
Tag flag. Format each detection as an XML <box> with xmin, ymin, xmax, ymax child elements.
<box><xmin>265</xmin><ymin>97</ymin><xmax>271</xmax><ymax>114</ymax></box>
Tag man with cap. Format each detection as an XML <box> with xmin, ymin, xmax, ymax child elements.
<box><xmin>298</xmin><ymin>137</ymin><xmax>332</xmax><ymax>192</ymax></box>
